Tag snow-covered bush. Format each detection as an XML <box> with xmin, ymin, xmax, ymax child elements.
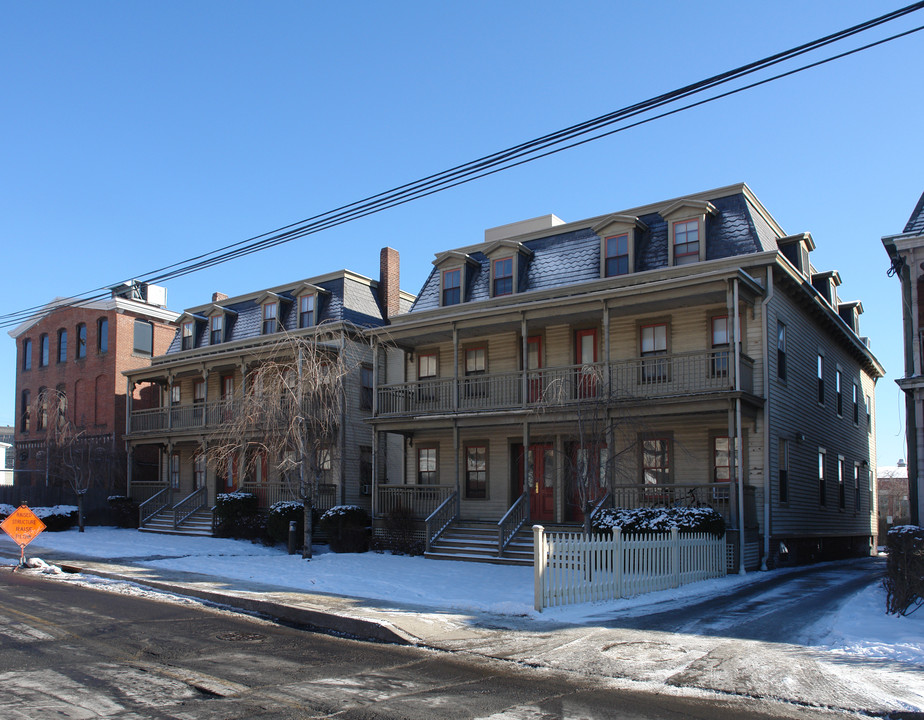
<box><xmin>0</xmin><ymin>504</ymin><xmax>15</xmax><ymax>519</ymax></box>
<box><xmin>374</xmin><ymin>504</ymin><xmax>424</xmax><ymax>556</ymax></box>
<box><xmin>0</xmin><ymin>505</ymin><xmax>79</xmax><ymax>531</ymax></box>
<box><xmin>265</xmin><ymin>501</ymin><xmax>307</xmax><ymax>546</ymax></box>
<box><xmin>884</xmin><ymin>525</ymin><xmax>924</xmax><ymax>616</ymax></box>
<box><xmin>213</xmin><ymin>492</ymin><xmax>263</xmax><ymax>540</ymax></box>
<box><xmin>107</xmin><ymin>495</ymin><xmax>138</xmax><ymax>528</ymax></box>
<box><xmin>319</xmin><ymin>505</ymin><xmax>370</xmax><ymax>553</ymax></box>
<box><xmin>592</xmin><ymin>506</ymin><xmax>725</xmax><ymax>538</ymax></box>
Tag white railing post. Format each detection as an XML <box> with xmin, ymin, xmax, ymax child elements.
<box><xmin>534</xmin><ymin>524</ymin><xmax>545</xmax><ymax>612</ymax></box>
<box><xmin>671</xmin><ymin>527</ymin><xmax>680</xmax><ymax>588</ymax></box>
<box><xmin>613</xmin><ymin>526</ymin><xmax>623</xmax><ymax>599</ymax></box>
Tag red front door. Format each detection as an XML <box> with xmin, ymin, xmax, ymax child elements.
<box><xmin>517</xmin><ymin>443</ymin><xmax>554</xmax><ymax>522</ymax></box>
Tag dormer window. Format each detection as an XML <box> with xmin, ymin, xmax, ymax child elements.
<box><xmin>493</xmin><ymin>258</ymin><xmax>513</xmax><ymax>296</ymax></box>
<box><xmin>210</xmin><ymin>315</ymin><xmax>224</xmax><ymax>345</ymax></box>
<box><xmin>605</xmin><ymin>234</ymin><xmax>630</xmax><ymax>276</ymax></box>
<box><xmin>660</xmin><ymin>199</ymin><xmax>715</xmax><ymax>267</ymax></box>
<box><xmin>182</xmin><ymin>321</ymin><xmax>195</xmax><ymax>350</ymax></box>
<box><xmin>442</xmin><ymin>268</ymin><xmax>461</xmax><ymax>306</ymax></box>
<box><xmin>778</xmin><ymin>233</ymin><xmax>815</xmax><ymax>278</ymax></box>
<box><xmin>673</xmin><ymin>220</ymin><xmax>699</xmax><ymax>265</ymax></box>
<box><xmin>299</xmin><ymin>294</ymin><xmax>315</xmax><ymax>328</ymax></box>
<box><xmin>262</xmin><ymin>302</ymin><xmax>278</xmax><ymax>334</ymax></box>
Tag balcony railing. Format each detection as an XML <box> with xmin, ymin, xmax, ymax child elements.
<box><xmin>376</xmin><ymin>351</ymin><xmax>754</xmax><ymax>418</ymax></box>
<box><xmin>128</xmin><ymin>399</ymin><xmax>235</xmax><ymax>435</ymax></box>
<box><xmin>377</xmin><ymin>484</ymin><xmax>456</xmax><ymax>519</ymax></box>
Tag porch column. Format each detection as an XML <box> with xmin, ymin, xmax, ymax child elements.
<box><xmin>733</xmin><ymin>278</ymin><xmax>746</xmax><ymax>575</ymax></box>
<box><xmin>603</xmin><ymin>300</ymin><xmax>611</xmax><ymax>395</ymax></box>
<box><xmin>167</xmin><ymin>373</ymin><xmax>174</xmax><ymax>430</ymax></box>
<box><xmin>521</xmin><ymin>315</ymin><xmax>528</xmax><ymax>408</ymax></box>
<box><xmin>726</xmin><ymin>281</ymin><xmax>738</xmax><ymax>390</ymax></box>
<box><xmin>372</xmin><ymin>428</ymin><xmax>379</xmax><ymax>519</ymax></box>
<box><xmin>452</xmin><ymin>324</ymin><xmax>459</xmax><ymax>411</ymax></box>
<box><xmin>202</xmin><ymin>366</ymin><xmax>210</xmax><ymax>428</ymax></box>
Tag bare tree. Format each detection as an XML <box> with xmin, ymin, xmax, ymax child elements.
<box><xmin>531</xmin><ymin>365</ymin><xmax>641</xmax><ymax>534</ymax></box>
<box><xmin>33</xmin><ymin>388</ymin><xmax>93</xmax><ymax>531</ymax></box>
<box><xmin>206</xmin><ymin>329</ymin><xmax>356</xmax><ymax>559</ymax></box>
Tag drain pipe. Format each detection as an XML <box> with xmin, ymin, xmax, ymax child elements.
<box><xmin>734</xmin><ymin>278</ymin><xmax>746</xmax><ymax>576</ymax></box>
<box><xmin>760</xmin><ymin>266</ymin><xmax>774</xmax><ymax>571</ymax></box>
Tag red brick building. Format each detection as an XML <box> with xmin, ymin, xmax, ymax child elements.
<box><xmin>8</xmin><ymin>283</ymin><xmax>178</xmax><ymax>490</ymax></box>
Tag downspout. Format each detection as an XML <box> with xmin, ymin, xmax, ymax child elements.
<box><xmin>760</xmin><ymin>266</ymin><xmax>774</xmax><ymax>571</ymax></box>
<box><xmin>734</xmin><ymin>278</ymin><xmax>746</xmax><ymax>575</ymax></box>
<box><xmin>371</xmin><ymin>338</ymin><xmax>378</xmax><ymax>520</ymax></box>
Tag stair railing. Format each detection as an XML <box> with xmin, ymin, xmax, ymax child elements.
<box><xmin>172</xmin><ymin>486</ymin><xmax>208</xmax><ymax>529</ymax></box>
<box><xmin>139</xmin><ymin>486</ymin><xmax>170</xmax><ymax>527</ymax></box>
<box><xmin>497</xmin><ymin>491</ymin><xmax>529</xmax><ymax>556</ymax></box>
<box><xmin>425</xmin><ymin>490</ymin><xmax>458</xmax><ymax>553</ymax></box>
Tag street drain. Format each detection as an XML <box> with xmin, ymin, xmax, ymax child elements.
<box><xmin>217</xmin><ymin>631</ymin><xmax>266</xmax><ymax>642</ymax></box>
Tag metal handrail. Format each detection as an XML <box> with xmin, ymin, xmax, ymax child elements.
<box><xmin>139</xmin><ymin>486</ymin><xmax>170</xmax><ymax>526</ymax></box>
<box><xmin>424</xmin><ymin>490</ymin><xmax>458</xmax><ymax>553</ymax></box>
<box><xmin>589</xmin><ymin>491</ymin><xmax>612</xmax><ymax>519</ymax></box>
<box><xmin>173</xmin><ymin>485</ymin><xmax>208</xmax><ymax>528</ymax></box>
<box><xmin>497</xmin><ymin>491</ymin><xmax>529</xmax><ymax>556</ymax></box>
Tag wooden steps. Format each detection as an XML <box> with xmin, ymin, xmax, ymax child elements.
<box><xmin>425</xmin><ymin>521</ymin><xmax>534</xmax><ymax>566</ymax></box>
<box><xmin>140</xmin><ymin>507</ymin><xmax>213</xmax><ymax>536</ymax></box>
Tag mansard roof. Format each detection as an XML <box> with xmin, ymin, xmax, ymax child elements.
<box><xmin>904</xmin><ymin>190</ymin><xmax>924</xmax><ymax>235</ymax></box>
<box><xmin>409</xmin><ymin>184</ymin><xmax>783</xmax><ymax>313</ymax></box>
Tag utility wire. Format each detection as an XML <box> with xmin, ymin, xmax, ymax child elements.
<box><xmin>3</xmin><ymin>2</ymin><xmax>923</xmax><ymax>329</ymax></box>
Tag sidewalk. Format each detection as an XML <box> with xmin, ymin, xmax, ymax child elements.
<box><xmin>3</xmin><ymin>530</ymin><xmax>924</xmax><ymax>716</ymax></box>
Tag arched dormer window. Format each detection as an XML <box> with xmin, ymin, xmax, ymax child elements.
<box><xmin>288</xmin><ymin>282</ymin><xmax>329</xmax><ymax>330</ymax></box>
<box><xmin>483</xmin><ymin>239</ymin><xmax>533</xmax><ymax>298</ymax></box>
<box><xmin>432</xmin><ymin>251</ymin><xmax>478</xmax><ymax>307</ymax></box>
<box><xmin>207</xmin><ymin>305</ymin><xmax>237</xmax><ymax>345</ymax></box>
<box><xmin>178</xmin><ymin>313</ymin><xmax>207</xmax><ymax>350</ymax></box>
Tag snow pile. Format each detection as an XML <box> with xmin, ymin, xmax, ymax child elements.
<box><xmin>593</xmin><ymin>506</ymin><xmax>725</xmax><ymax>536</ymax></box>
<box><xmin>31</xmin><ymin>505</ymin><xmax>78</xmax><ymax>519</ymax></box>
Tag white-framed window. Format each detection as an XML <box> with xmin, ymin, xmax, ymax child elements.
<box><xmin>672</xmin><ymin>219</ymin><xmax>700</xmax><ymax>265</ymax></box>
<box><xmin>442</xmin><ymin>268</ymin><xmax>461</xmax><ymax>306</ymax></box>
<box><xmin>194</xmin><ymin>380</ymin><xmax>206</xmax><ymax>403</ymax></box>
<box><xmin>182</xmin><ymin>321</ymin><xmax>195</xmax><ymax>350</ymax></box>
<box><xmin>838</xmin><ymin>455</ymin><xmax>846</xmax><ymax>510</ymax></box>
<box><xmin>465</xmin><ymin>444</ymin><xmax>487</xmax><ymax>499</ymax></box>
<box><xmin>418</xmin><ymin>447</ymin><xmax>438</xmax><ymax>485</ymax></box>
<box><xmin>643</xmin><ymin>438</ymin><xmax>670</xmax><ymax>484</ymax></box>
<box><xmin>262</xmin><ymin>302</ymin><xmax>278</xmax><ymax>334</ymax></box>
<box><xmin>817</xmin><ymin>353</ymin><xmax>825</xmax><ymax>405</ymax></box>
<box><xmin>492</xmin><ymin>257</ymin><xmax>513</xmax><ymax>297</ymax></box>
<box><xmin>818</xmin><ymin>448</ymin><xmax>827</xmax><ymax>507</ymax></box>
<box><xmin>194</xmin><ymin>454</ymin><xmax>206</xmax><ymax>489</ymax></box>
<box><xmin>418</xmin><ymin>352</ymin><xmax>437</xmax><ymax>379</ymax></box>
<box><xmin>854</xmin><ymin>461</ymin><xmax>861</xmax><ymax>512</ymax></box>
<box><xmin>835</xmin><ymin>368</ymin><xmax>843</xmax><ymax>417</ymax></box>
<box><xmin>170</xmin><ymin>453</ymin><xmax>180</xmax><ymax>489</ymax></box>
<box><xmin>604</xmin><ymin>233</ymin><xmax>630</xmax><ymax>277</ymax></box>
<box><xmin>711</xmin><ymin>315</ymin><xmax>729</xmax><ymax>377</ymax></box>
<box><xmin>852</xmin><ymin>383</ymin><xmax>859</xmax><ymax>425</ymax></box>
<box><xmin>210</xmin><ymin>315</ymin><xmax>223</xmax><ymax>345</ymax></box>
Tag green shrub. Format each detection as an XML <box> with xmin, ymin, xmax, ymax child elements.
<box><xmin>884</xmin><ymin>525</ymin><xmax>924</xmax><ymax>616</ymax></box>
<box><xmin>213</xmin><ymin>492</ymin><xmax>263</xmax><ymax>540</ymax></box>
<box><xmin>107</xmin><ymin>495</ymin><xmax>139</xmax><ymax>528</ymax></box>
<box><xmin>266</xmin><ymin>501</ymin><xmax>304</xmax><ymax>546</ymax></box>
<box><xmin>319</xmin><ymin>505</ymin><xmax>370</xmax><ymax>553</ymax></box>
<box><xmin>593</xmin><ymin>506</ymin><xmax>726</xmax><ymax>538</ymax></box>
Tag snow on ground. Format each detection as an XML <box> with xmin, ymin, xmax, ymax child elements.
<box><xmin>5</xmin><ymin>526</ymin><xmax>923</xmax><ymax>666</ymax></box>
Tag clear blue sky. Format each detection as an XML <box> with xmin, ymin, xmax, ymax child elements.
<box><xmin>2</xmin><ymin>2</ymin><xmax>921</xmax><ymax>468</ymax></box>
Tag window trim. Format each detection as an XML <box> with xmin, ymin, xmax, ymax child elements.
<box><xmin>671</xmin><ymin>218</ymin><xmax>701</xmax><ymax>266</ymax></box>
<box><xmin>852</xmin><ymin>382</ymin><xmax>859</xmax><ymax>425</ymax></box>
<box><xmin>777</xmin><ymin>321</ymin><xmax>787</xmax><ymax>381</ymax></box>
<box><xmin>491</xmin><ymin>257</ymin><xmax>514</xmax><ymax>297</ymax></box>
<box><xmin>837</xmin><ymin>455</ymin><xmax>846</xmax><ymax>510</ymax></box>
<box><xmin>464</xmin><ymin>443</ymin><xmax>488</xmax><ymax>499</ymax></box>
<box><xmin>441</xmin><ymin>267</ymin><xmax>462</xmax><ymax>307</ymax></box>
<box><xmin>817</xmin><ymin>352</ymin><xmax>825</xmax><ymax>405</ymax></box>
<box><xmin>417</xmin><ymin>446</ymin><xmax>438</xmax><ymax>485</ymax></box>
<box><xmin>181</xmin><ymin>321</ymin><xmax>195</xmax><ymax>350</ymax></box>
<box><xmin>604</xmin><ymin>233</ymin><xmax>631</xmax><ymax>277</ymax></box>
<box><xmin>818</xmin><ymin>448</ymin><xmax>827</xmax><ymax>507</ymax></box>
<box><xmin>835</xmin><ymin>366</ymin><xmax>843</xmax><ymax>417</ymax></box>
<box><xmin>299</xmin><ymin>293</ymin><xmax>316</xmax><ymax>329</ymax></box>
<box><xmin>210</xmin><ymin>315</ymin><xmax>224</xmax><ymax>345</ymax></box>
<box><xmin>261</xmin><ymin>301</ymin><xmax>278</xmax><ymax>335</ymax></box>
<box><xmin>640</xmin><ymin>433</ymin><xmax>672</xmax><ymax>485</ymax></box>
<box><xmin>853</xmin><ymin>461</ymin><xmax>861</xmax><ymax>512</ymax></box>
<box><xmin>418</xmin><ymin>351</ymin><xmax>438</xmax><ymax>380</ymax></box>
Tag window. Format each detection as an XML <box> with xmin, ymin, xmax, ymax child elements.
<box><xmin>493</xmin><ymin>257</ymin><xmax>513</xmax><ymax>296</ymax></box>
<box><xmin>835</xmin><ymin>368</ymin><xmax>843</xmax><ymax>416</ymax></box>
<box><xmin>194</xmin><ymin>380</ymin><xmax>206</xmax><ymax>403</ymax></box>
<box><xmin>76</xmin><ymin>324</ymin><xmax>87</xmax><ymax>359</ymax></box>
<box><xmin>37</xmin><ymin>387</ymin><xmax>48</xmax><ymax>431</ymax></box>
<box><xmin>360</xmin><ymin>364</ymin><xmax>374</xmax><ymax>410</ymax></box>
<box><xmin>818</xmin><ymin>449</ymin><xmax>826</xmax><ymax>506</ymax></box>
<box><xmin>22</xmin><ymin>339</ymin><xmax>32</xmax><ymax>371</ymax></box>
<box><xmin>360</xmin><ymin>446</ymin><xmax>373</xmax><ymax>489</ymax></box>
<box><xmin>133</xmin><ymin>319</ymin><xmax>153</xmax><ymax>355</ymax></box>
<box><xmin>170</xmin><ymin>454</ymin><xmax>180</xmax><ymax>489</ymax></box>
<box><xmin>97</xmin><ymin>317</ymin><xmax>108</xmax><ymax>354</ymax></box>
<box><xmin>777</xmin><ymin>322</ymin><xmax>787</xmax><ymax>381</ymax></box>
<box><xmin>713</xmin><ymin>436</ymin><xmax>732</xmax><ymax>483</ymax></box>
<box><xmin>640</xmin><ymin>323</ymin><xmax>667</xmax><ymax>382</ymax></box>
<box><xmin>837</xmin><ymin>455</ymin><xmax>846</xmax><ymax>510</ymax></box>
<box><xmin>194</xmin><ymin>454</ymin><xmax>206</xmax><ymax>489</ymax></box>
<box><xmin>418</xmin><ymin>352</ymin><xmax>437</xmax><ymax>379</ymax></box>
<box><xmin>20</xmin><ymin>390</ymin><xmax>30</xmax><ymax>432</ymax></box>
<box><xmin>465</xmin><ymin>445</ymin><xmax>487</xmax><ymax>498</ymax></box>
<box><xmin>605</xmin><ymin>233</ymin><xmax>630</xmax><ymax>277</ymax></box>
<box><xmin>854</xmin><ymin>462</ymin><xmax>861</xmax><ymax>512</ymax></box>
<box><xmin>852</xmin><ymin>383</ymin><xmax>859</xmax><ymax>424</ymax></box>
<box><xmin>299</xmin><ymin>294</ymin><xmax>315</xmax><ymax>328</ymax></box>
<box><xmin>39</xmin><ymin>334</ymin><xmax>49</xmax><ymax>367</ymax></box>
<box><xmin>442</xmin><ymin>268</ymin><xmax>461</xmax><ymax>306</ymax></box>
<box><xmin>711</xmin><ymin>316</ymin><xmax>729</xmax><ymax>377</ymax></box>
<box><xmin>817</xmin><ymin>354</ymin><xmax>825</xmax><ymax>405</ymax></box>
<box><xmin>181</xmin><ymin>321</ymin><xmax>195</xmax><ymax>350</ymax></box>
<box><xmin>57</xmin><ymin>329</ymin><xmax>67</xmax><ymax>363</ymax></box>
<box><xmin>55</xmin><ymin>384</ymin><xmax>67</xmax><ymax>426</ymax></box>
<box><xmin>866</xmin><ymin>394</ymin><xmax>872</xmax><ymax>431</ymax></box>
<box><xmin>210</xmin><ymin>315</ymin><xmax>223</xmax><ymax>345</ymax></box>
<box><xmin>779</xmin><ymin>438</ymin><xmax>789</xmax><ymax>503</ymax></box>
<box><xmin>262</xmin><ymin>303</ymin><xmax>277</xmax><ymax>334</ymax></box>
<box><xmin>170</xmin><ymin>385</ymin><xmax>181</xmax><ymax>405</ymax></box>
<box><xmin>673</xmin><ymin>219</ymin><xmax>699</xmax><ymax>265</ymax></box>
<box><xmin>318</xmin><ymin>447</ymin><xmax>332</xmax><ymax>472</ymax></box>
<box><xmin>465</xmin><ymin>347</ymin><xmax>486</xmax><ymax>375</ymax></box>
<box><xmin>418</xmin><ymin>447</ymin><xmax>437</xmax><ymax>485</ymax></box>
<box><xmin>643</xmin><ymin>438</ymin><xmax>670</xmax><ymax>484</ymax></box>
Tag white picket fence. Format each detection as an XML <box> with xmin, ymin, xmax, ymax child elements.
<box><xmin>533</xmin><ymin>525</ymin><xmax>727</xmax><ymax>611</ymax></box>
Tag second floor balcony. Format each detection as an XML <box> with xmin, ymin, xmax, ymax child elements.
<box><xmin>376</xmin><ymin>350</ymin><xmax>754</xmax><ymax>418</ymax></box>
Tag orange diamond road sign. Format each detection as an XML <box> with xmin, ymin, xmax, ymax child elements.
<box><xmin>2</xmin><ymin>506</ymin><xmax>47</xmax><ymax>564</ymax></box>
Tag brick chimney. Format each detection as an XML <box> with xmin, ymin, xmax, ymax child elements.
<box><xmin>379</xmin><ymin>247</ymin><xmax>400</xmax><ymax>321</ymax></box>
<box><xmin>212</xmin><ymin>292</ymin><xmax>229</xmax><ymax>303</ymax></box>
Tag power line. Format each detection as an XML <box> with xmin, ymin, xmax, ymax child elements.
<box><xmin>3</xmin><ymin>2</ymin><xmax>923</xmax><ymax>330</ymax></box>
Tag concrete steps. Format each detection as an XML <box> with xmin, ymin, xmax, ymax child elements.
<box><xmin>140</xmin><ymin>508</ymin><xmax>213</xmax><ymax>537</ymax></box>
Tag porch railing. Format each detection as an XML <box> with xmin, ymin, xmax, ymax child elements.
<box><xmin>173</xmin><ymin>486</ymin><xmax>207</xmax><ymax>528</ymax></box>
<box><xmin>497</xmin><ymin>491</ymin><xmax>529</xmax><ymax>556</ymax></box>
<box><xmin>376</xmin><ymin>484</ymin><xmax>456</xmax><ymax>519</ymax></box>
<box><xmin>130</xmin><ymin>482</ymin><xmax>168</xmax><ymax>506</ymax></box>
<box><xmin>139</xmin><ymin>486</ymin><xmax>170</xmax><ymax>526</ymax></box>
<box><xmin>128</xmin><ymin>399</ymin><xmax>234</xmax><ymax>435</ymax></box>
<box><xmin>375</xmin><ymin>351</ymin><xmax>754</xmax><ymax>417</ymax></box>
<box><xmin>425</xmin><ymin>490</ymin><xmax>458</xmax><ymax>553</ymax></box>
